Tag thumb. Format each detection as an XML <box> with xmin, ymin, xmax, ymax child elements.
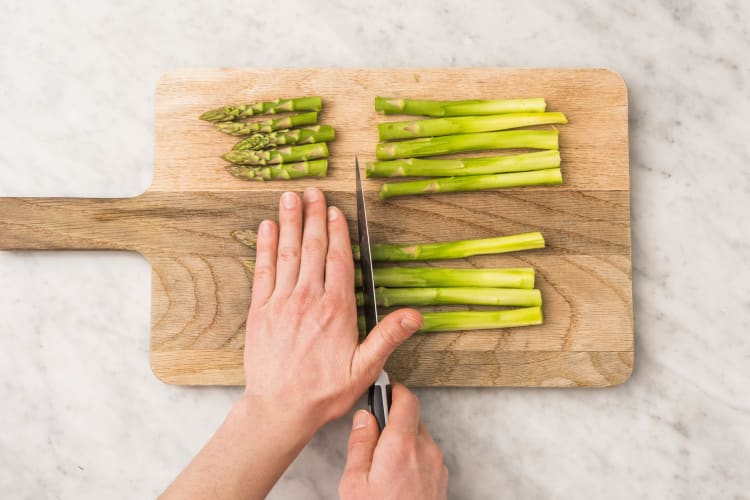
<box><xmin>354</xmin><ymin>308</ymin><xmax>423</xmax><ymax>382</ymax></box>
<box><xmin>343</xmin><ymin>410</ymin><xmax>380</xmax><ymax>475</ymax></box>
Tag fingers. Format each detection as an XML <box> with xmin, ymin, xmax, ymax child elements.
<box><xmin>353</xmin><ymin>309</ymin><xmax>423</xmax><ymax>382</ymax></box>
<box><xmin>324</xmin><ymin>206</ymin><xmax>355</xmax><ymax>294</ymax></box>
<box><xmin>274</xmin><ymin>192</ymin><xmax>303</xmax><ymax>296</ymax></box>
<box><xmin>297</xmin><ymin>188</ymin><xmax>328</xmax><ymax>289</ymax></box>
<box><xmin>385</xmin><ymin>383</ymin><xmax>420</xmax><ymax>435</ymax></box>
<box><xmin>343</xmin><ymin>410</ymin><xmax>379</xmax><ymax>475</ymax></box>
<box><xmin>250</xmin><ymin>220</ymin><xmax>278</xmax><ymax>306</ymax></box>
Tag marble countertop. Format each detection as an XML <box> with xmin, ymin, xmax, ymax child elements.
<box><xmin>1</xmin><ymin>1</ymin><xmax>748</xmax><ymax>498</ymax></box>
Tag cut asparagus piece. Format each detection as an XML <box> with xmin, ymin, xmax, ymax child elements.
<box><xmin>356</xmin><ymin>287</ymin><xmax>541</xmax><ymax>307</ymax></box>
<box><xmin>353</xmin><ymin>232</ymin><xmax>545</xmax><ymax>261</ymax></box>
<box><xmin>226</xmin><ymin>160</ymin><xmax>328</xmax><ymax>181</ymax></box>
<box><xmin>223</xmin><ymin>143</ymin><xmax>328</xmax><ymax>166</ymax></box>
<box><xmin>379</xmin><ymin>168</ymin><xmax>563</xmax><ymax>199</ymax></box>
<box><xmin>232</xmin><ymin>125</ymin><xmax>335</xmax><ymax>151</ymax></box>
<box><xmin>367</xmin><ymin>151</ymin><xmax>560</xmax><ymax>178</ymax></box>
<box><xmin>355</xmin><ymin>267</ymin><xmax>535</xmax><ymax>289</ymax></box>
<box><xmin>375</xmin><ymin>97</ymin><xmax>546</xmax><ymax>117</ymax></box>
<box><xmin>376</xmin><ymin>130</ymin><xmax>558</xmax><ymax>160</ymax></box>
<box><xmin>378</xmin><ymin>112</ymin><xmax>567</xmax><ymax>141</ymax></box>
<box><xmin>200</xmin><ymin>97</ymin><xmax>322</xmax><ymax>122</ymax></box>
<box><xmin>358</xmin><ymin>307</ymin><xmax>543</xmax><ymax>332</ymax></box>
<box><xmin>216</xmin><ymin>112</ymin><xmax>319</xmax><ymax>136</ymax></box>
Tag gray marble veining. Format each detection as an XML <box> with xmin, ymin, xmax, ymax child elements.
<box><xmin>1</xmin><ymin>0</ymin><xmax>749</xmax><ymax>498</ymax></box>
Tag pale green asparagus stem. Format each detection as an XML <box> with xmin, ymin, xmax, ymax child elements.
<box><xmin>226</xmin><ymin>160</ymin><xmax>328</xmax><ymax>180</ymax></box>
<box><xmin>200</xmin><ymin>97</ymin><xmax>322</xmax><ymax>122</ymax></box>
<box><xmin>232</xmin><ymin>125</ymin><xmax>335</xmax><ymax>150</ymax></box>
<box><xmin>376</xmin><ymin>130</ymin><xmax>558</xmax><ymax>160</ymax></box>
<box><xmin>367</xmin><ymin>151</ymin><xmax>561</xmax><ymax>178</ymax></box>
<box><xmin>358</xmin><ymin>307</ymin><xmax>543</xmax><ymax>332</ymax></box>
<box><xmin>355</xmin><ymin>267</ymin><xmax>535</xmax><ymax>288</ymax></box>
<box><xmin>375</xmin><ymin>97</ymin><xmax>546</xmax><ymax>117</ymax></box>
<box><xmin>216</xmin><ymin>112</ymin><xmax>319</xmax><ymax>136</ymax></box>
<box><xmin>223</xmin><ymin>143</ymin><xmax>328</xmax><ymax>166</ymax></box>
<box><xmin>378</xmin><ymin>112</ymin><xmax>567</xmax><ymax>141</ymax></box>
<box><xmin>353</xmin><ymin>232</ymin><xmax>545</xmax><ymax>261</ymax></box>
<box><xmin>356</xmin><ymin>287</ymin><xmax>541</xmax><ymax>307</ymax></box>
<box><xmin>379</xmin><ymin>168</ymin><xmax>563</xmax><ymax>199</ymax></box>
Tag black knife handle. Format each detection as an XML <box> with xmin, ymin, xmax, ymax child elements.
<box><xmin>368</xmin><ymin>383</ymin><xmax>392</xmax><ymax>432</ymax></box>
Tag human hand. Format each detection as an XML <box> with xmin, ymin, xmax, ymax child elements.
<box><xmin>339</xmin><ymin>384</ymin><xmax>449</xmax><ymax>500</ymax></box>
<box><xmin>242</xmin><ymin>188</ymin><xmax>423</xmax><ymax>433</ymax></box>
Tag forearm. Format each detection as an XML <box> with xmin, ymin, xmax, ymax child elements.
<box><xmin>161</xmin><ymin>396</ymin><xmax>317</xmax><ymax>500</ymax></box>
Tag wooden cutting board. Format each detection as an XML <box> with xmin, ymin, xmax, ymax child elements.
<box><xmin>0</xmin><ymin>68</ymin><xmax>632</xmax><ymax>387</ymax></box>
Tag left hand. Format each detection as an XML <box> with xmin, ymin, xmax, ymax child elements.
<box><xmin>242</xmin><ymin>188</ymin><xmax>423</xmax><ymax>432</ymax></box>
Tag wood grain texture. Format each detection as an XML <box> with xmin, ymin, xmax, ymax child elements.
<box><xmin>0</xmin><ymin>68</ymin><xmax>632</xmax><ymax>387</ymax></box>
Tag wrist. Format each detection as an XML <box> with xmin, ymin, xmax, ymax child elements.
<box><xmin>230</xmin><ymin>393</ymin><xmax>320</xmax><ymax>449</ymax></box>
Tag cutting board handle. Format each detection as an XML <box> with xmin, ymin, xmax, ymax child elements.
<box><xmin>0</xmin><ymin>197</ymin><xmax>140</xmax><ymax>251</ymax></box>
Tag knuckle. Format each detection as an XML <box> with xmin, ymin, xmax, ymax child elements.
<box><xmin>251</xmin><ymin>264</ymin><xmax>273</xmax><ymax>282</ymax></box>
<box><xmin>292</xmin><ymin>285</ymin><xmax>317</xmax><ymax>308</ymax></box>
<box><xmin>326</xmin><ymin>247</ymin><xmax>351</xmax><ymax>264</ymax></box>
<box><xmin>302</xmin><ymin>237</ymin><xmax>326</xmax><ymax>255</ymax></box>
<box><xmin>277</xmin><ymin>245</ymin><xmax>300</xmax><ymax>262</ymax></box>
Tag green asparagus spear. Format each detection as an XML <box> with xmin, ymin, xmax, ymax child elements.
<box><xmin>376</xmin><ymin>130</ymin><xmax>558</xmax><ymax>160</ymax></box>
<box><xmin>378</xmin><ymin>112</ymin><xmax>567</xmax><ymax>141</ymax></box>
<box><xmin>375</xmin><ymin>97</ymin><xmax>546</xmax><ymax>117</ymax></box>
<box><xmin>366</xmin><ymin>151</ymin><xmax>560</xmax><ymax>178</ymax></box>
<box><xmin>355</xmin><ymin>267</ymin><xmax>535</xmax><ymax>288</ymax></box>
<box><xmin>358</xmin><ymin>306</ymin><xmax>543</xmax><ymax>332</ymax></box>
<box><xmin>232</xmin><ymin>125</ymin><xmax>335</xmax><ymax>151</ymax></box>
<box><xmin>379</xmin><ymin>168</ymin><xmax>563</xmax><ymax>199</ymax></box>
<box><xmin>353</xmin><ymin>232</ymin><xmax>545</xmax><ymax>261</ymax></box>
<box><xmin>356</xmin><ymin>287</ymin><xmax>541</xmax><ymax>307</ymax></box>
<box><xmin>200</xmin><ymin>97</ymin><xmax>322</xmax><ymax>122</ymax></box>
<box><xmin>226</xmin><ymin>160</ymin><xmax>328</xmax><ymax>180</ymax></box>
<box><xmin>216</xmin><ymin>112</ymin><xmax>319</xmax><ymax>136</ymax></box>
<box><xmin>223</xmin><ymin>143</ymin><xmax>328</xmax><ymax>166</ymax></box>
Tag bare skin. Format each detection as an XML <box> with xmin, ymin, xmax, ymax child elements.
<box><xmin>161</xmin><ymin>188</ymin><xmax>448</xmax><ymax>499</ymax></box>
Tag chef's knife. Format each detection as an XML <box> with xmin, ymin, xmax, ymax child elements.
<box><xmin>355</xmin><ymin>156</ymin><xmax>391</xmax><ymax>432</ymax></box>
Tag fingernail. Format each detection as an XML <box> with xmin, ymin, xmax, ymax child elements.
<box><xmin>353</xmin><ymin>410</ymin><xmax>370</xmax><ymax>430</ymax></box>
<box><xmin>259</xmin><ymin>220</ymin><xmax>272</xmax><ymax>236</ymax></box>
<box><xmin>282</xmin><ymin>192</ymin><xmax>297</xmax><ymax>209</ymax></box>
<box><xmin>303</xmin><ymin>187</ymin><xmax>319</xmax><ymax>202</ymax></box>
<box><xmin>400</xmin><ymin>315</ymin><xmax>422</xmax><ymax>333</ymax></box>
<box><xmin>327</xmin><ymin>206</ymin><xmax>339</xmax><ymax>221</ymax></box>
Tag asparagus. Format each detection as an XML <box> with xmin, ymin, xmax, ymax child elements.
<box><xmin>226</xmin><ymin>160</ymin><xmax>328</xmax><ymax>181</ymax></box>
<box><xmin>356</xmin><ymin>287</ymin><xmax>541</xmax><ymax>307</ymax></box>
<box><xmin>232</xmin><ymin>126</ymin><xmax>335</xmax><ymax>151</ymax></box>
<box><xmin>358</xmin><ymin>307</ymin><xmax>543</xmax><ymax>332</ymax></box>
<box><xmin>367</xmin><ymin>151</ymin><xmax>560</xmax><ymax>178</ymax></box>
<box><xmin>200</xmin><ymin>97</ymin><xmax>322</xmax><ymax>122</ymax></box>
<box><xmin>355</xmin><ymin>267</ymin><xmax>535</xmax><ymax>288</ymax></box>
<box><xmin>379</xmin><ymin>168</ymin><xmax>563</xmax><ymax>199</ymax></box>
<box><xmin>216</xmin><ymin>112</ymin><xmax>319</xmax><ymax>136</ymax></box>
<box><xmin>378</xmin><ymin>112</ymin><xmax>567</xmax><ymax>141</ymax></box>
<box><xmin>223</xmin><ymin>143</ymin><xmax>328</xmax><ymax>166</ymax></box>
<box><xmin>353</xmin><ymin>232</ymin><xmax>545</xmax><ymax>261</ymax></box>
<box><xmin>375</xmin><ymin>97</ymin><xmax>546</xmax><ymax>117</ymax></box>
<box><xmin>376</xmin><ymin>130</ymin><xmax>558</xmax><ymax>160</ymax></box>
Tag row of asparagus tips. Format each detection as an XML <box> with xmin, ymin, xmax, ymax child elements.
<box><xmin>372</xmin><ymin>97</ymin><xmax>568</xmax><ymax>199</ymax></box>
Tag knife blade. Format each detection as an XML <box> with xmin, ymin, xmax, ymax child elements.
<box><xmin>355</xmin><ymin>156</ymin><xmax>391</xmax><ymax>432</ymax></box>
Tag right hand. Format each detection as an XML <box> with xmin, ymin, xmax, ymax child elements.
<box><xmin>339</xmin><ymin>384</ymin><xmax>449</xmax><ymax>500</ymax></box>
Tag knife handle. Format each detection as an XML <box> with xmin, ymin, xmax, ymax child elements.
<box><xmin>368</xmin><ymin>383</ymin><xmax>392</xmax><ymax>432</ymax></box>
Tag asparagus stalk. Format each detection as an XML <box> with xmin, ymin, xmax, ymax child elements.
<box><xmin>216</xmin><ymin>112</ymin><xmax>319</xmax><ymax>136</ymax></box>
<box><xmin>353</xmin><ymin>232</ymin><xmax>545</xmax><ymax>261</ymax></box>
<box><xmin>226</xmin><ymin>160</ymin><xmax>328</xmax><ymax>181</ymax></box>
<box><xmin>378</xmin><ymin>112</ymin><xmax>567</xmax><ymax>141</ymax></box>
<box><xmin>379</xmin><ymin>168</ymin><xmax>563</xmax><ymax>199</ymax></box>
<box><xmin>356</xmin><ymin>287</ymin><xmax>541</xmax><ymax>307</ymax></box>
<box><xmin>358</xmin><ymin>307</ymin><xmax>543</xmax><ymax>332</ymax></box>
<box><xmin>367</xmin><ymin>151</ymin><xmax>560</xmax><ymax>178</ymax></box>
<box><xmin>232</xmin><ymin>125</ymin><xmax>335</xmax><ymax>151</ymax></box>
<box><xmin>355</xmin><ymin>267</ymin><xmax>535</xmax><ymax>288</ymax></box>
<box><xmin>200</xmin><ymin>97</ymin><xmax>322</xmax><ymax>122</ymax></box>
<box><xmin>376</xmin><ymin>130</ymin><xmax>558</xmax><ymax>160</ymax></box>
<box><xmin>375</xmin><ymin>97</ymin><xmax>546</xmax><ymax>117</ymax></box>
<box><xmin>223</xmin><ymin>143</ymin><xmax>328</xmax><ymax>166</ymax></box>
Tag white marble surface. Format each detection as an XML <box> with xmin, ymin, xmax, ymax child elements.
<box><xmin>1</xmin><ymin>0</ymin><xmax>749</xmax><ymax>498</ymax></box>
